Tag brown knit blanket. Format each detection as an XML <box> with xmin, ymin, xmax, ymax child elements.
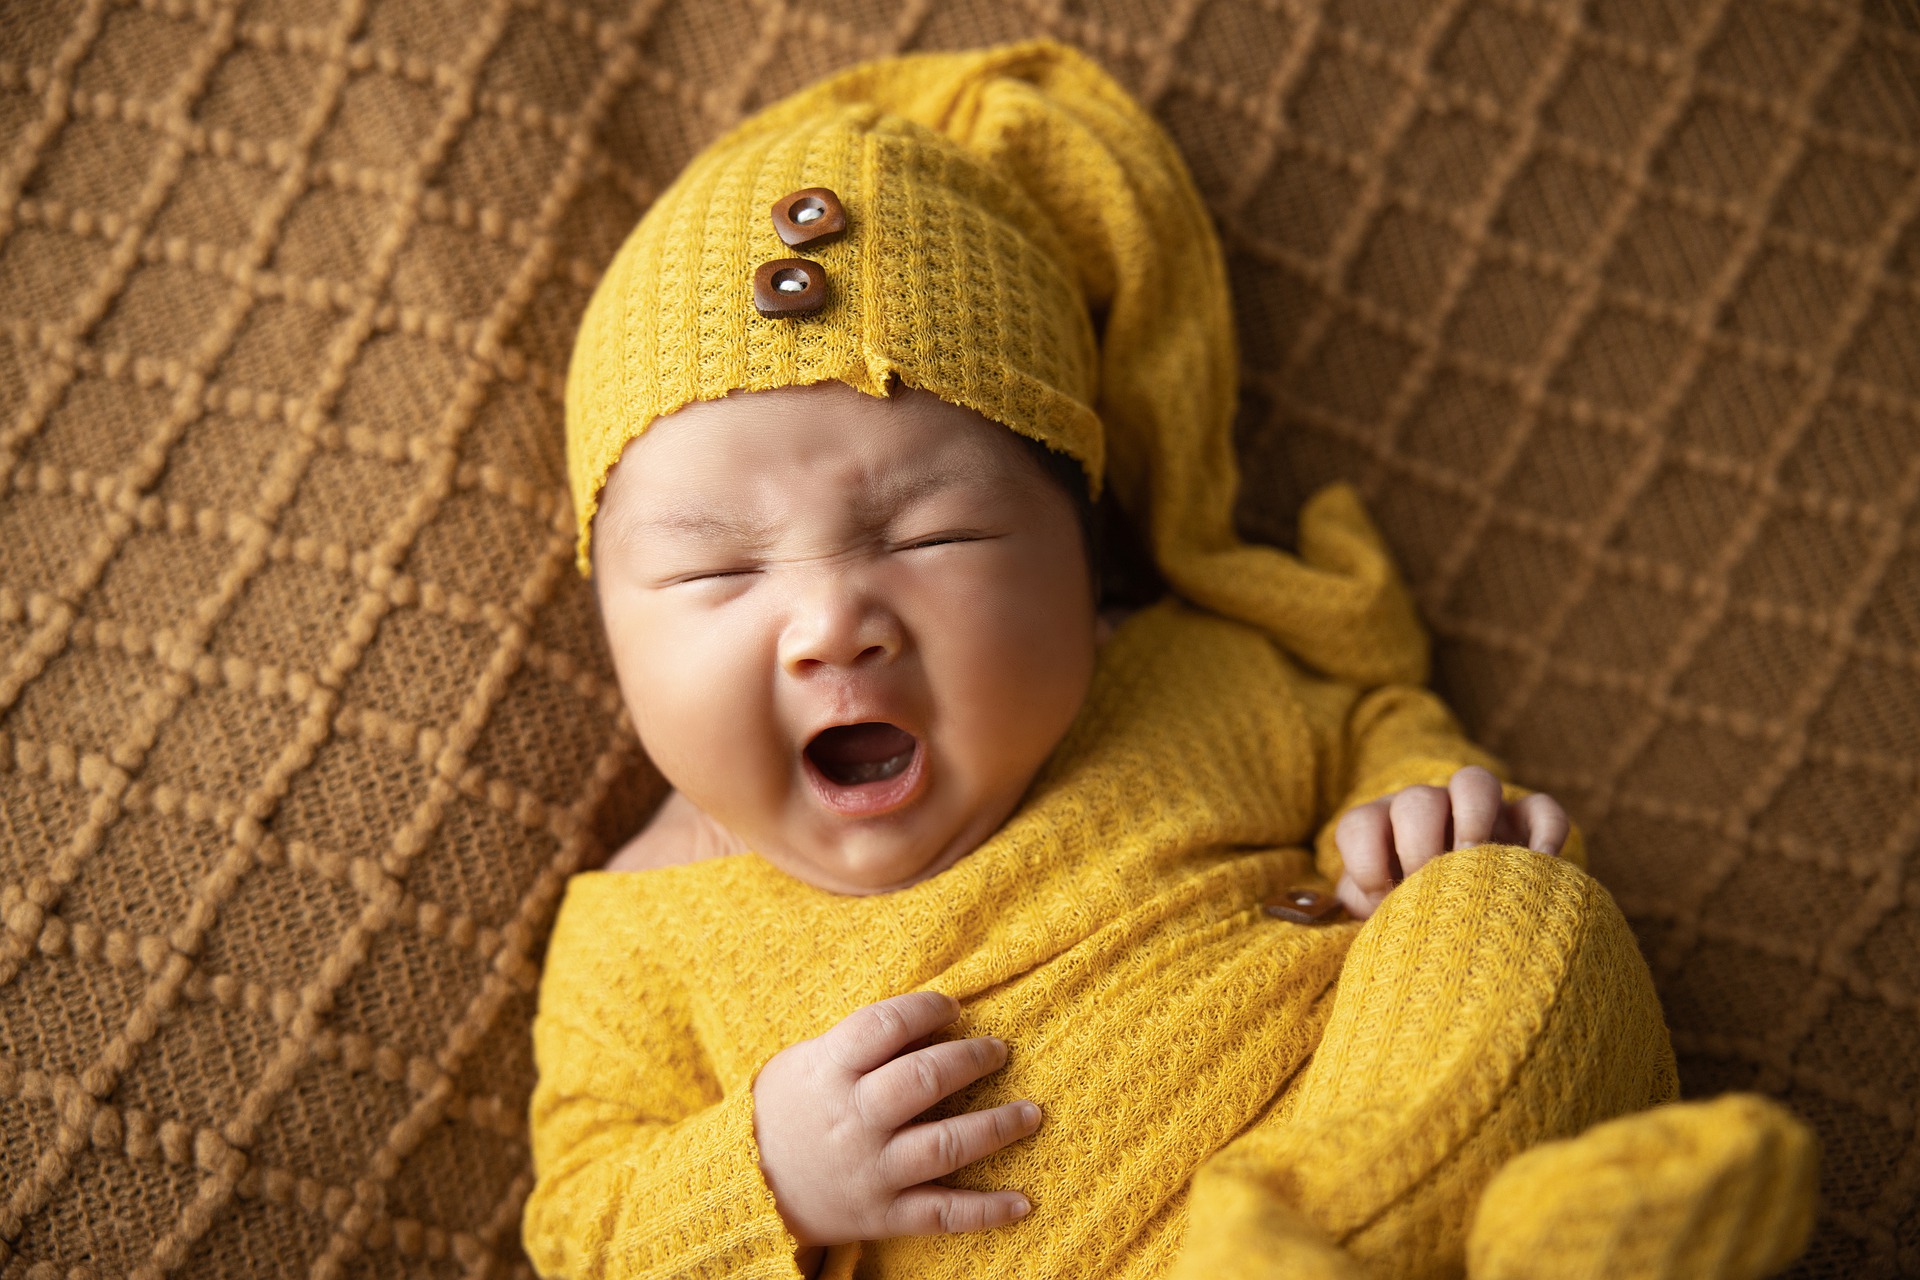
<box><xmin>0</xmin><ymin>1</ymin><xmax>1916</xmax><ymax>1274</ymax></box>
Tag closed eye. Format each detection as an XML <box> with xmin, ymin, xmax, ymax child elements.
<box><xmin>664</xmin><ymin>566</ymin><xmax>759</xmax><ymax>586</ymax></box>
<box><xmin>896</xmin><ymin>531</ymin><xmax>992</xmax><ymax>551</ymax></box>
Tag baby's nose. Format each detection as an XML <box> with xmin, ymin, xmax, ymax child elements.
<box><xmin>778</xmin><ymin>583</ymin><xmax>903</xmax><ymax>674</ymax></box>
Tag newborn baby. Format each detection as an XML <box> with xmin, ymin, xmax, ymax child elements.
<box><xmin>523</xmin><ymin>40</ymin><xmax>1814</xmax><ymax>1280</ymax></box>
<box><xmin>587</xmin><ymin>378</ymin><xmax>1567</xmax><ymax>1273</ymax></box>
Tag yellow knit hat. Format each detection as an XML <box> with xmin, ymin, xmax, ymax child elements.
<box><xmin>565</xmin><ymin>40</ymin><xmax>1427</xmax><ymax>685</ymax></box>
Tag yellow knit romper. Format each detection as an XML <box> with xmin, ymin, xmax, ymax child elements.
<box><xmin>526</xmin><ymin>41</ymin><xmax>1817</xmax><ymax>1280</ymax></box>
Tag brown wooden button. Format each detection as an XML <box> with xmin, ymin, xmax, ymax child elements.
<box><xmin>771</xmin><ymin>187</ymin><xmax>847</xmax><ymax>248</ymax></box>
<box><xmin>1263</xmin><ymin>888</ymin><xmax>1342</xmax><ymax>925</ymax></box>
<box><xmin>753</xmin><ymin>258</ymin><xmax>829</xmax><ymax>317</ymax></box>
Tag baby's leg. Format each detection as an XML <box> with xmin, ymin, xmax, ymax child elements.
<box><xmin>1179</xmin><ymin>844</ymin><xmax>1677</xmax><ymax>1279</ymax></box>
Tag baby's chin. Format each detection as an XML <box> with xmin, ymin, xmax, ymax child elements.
<box><xmin>757</xmin><ymin>835</ymin><xmax>973</xmax><ymax>897</ymax></box>
<box><xmin>755</xmin><ymin>801</ymin><xmax>1019</xmax><ymax>896</ymax></box>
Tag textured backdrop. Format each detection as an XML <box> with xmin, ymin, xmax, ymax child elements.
<box><xmin>0</xmin><ymin>0</ymin><xmax>1917</xmax><ymax>1275</ymax></box>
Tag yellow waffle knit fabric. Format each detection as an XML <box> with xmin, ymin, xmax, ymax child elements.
<box><xmin>525</xmin><ymin>601</ymin><xmax>1810</xmax><ymax>1278</ymax></box>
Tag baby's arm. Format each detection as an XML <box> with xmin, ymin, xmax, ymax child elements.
<box><xmin>524</xmin><ymin>900</ymin><xmax>796</xmax><ymax>1276</ymax></box>
<box><xmin>525</xmin><ymin>892</ymin><xmax>1037</xmax><ymax>1278</ymax></box>
<box><xmin>524</xmin><ymin>996</ymin><xmax>783</xmax><ymax>1275</ymax></box>
<box><xmin>1314</xmin><ymin>684</ymin><xmax>1575</xmax><ymax>920</ymax></box>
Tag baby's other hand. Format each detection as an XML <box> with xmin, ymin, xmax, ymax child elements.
<box><xmin>1333</xmin><ymin>766</ymin><xmax>1569</xmax><ymax>920</ymax></box>
<box><xmin>752</xmin><ymin>991</ymin><xmax>1040</xmax><ymax>1257</ymax></box>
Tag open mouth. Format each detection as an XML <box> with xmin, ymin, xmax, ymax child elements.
<box><xmin>803</xmin><ymin>722</ymin><xmax>925</xmax><ymax>816</ymax></box>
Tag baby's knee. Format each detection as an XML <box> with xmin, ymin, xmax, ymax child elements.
<box><xmin>1347</xmin><ymin>846</ymin><xmax>1595</xmax><ymax>1015</ymax></box>
<box><xmin>1374</xmin><ymin>843</ymin><xmax>1638</xmax><ymax>981</ymax></box>
<box><xmin>1356</xmin><ymin>843</ymin><xmax>1675</xmax><ymax>1099</ymax></box>
<box><xmin>1369</xmin><ymin>841</ymin><xmax>1597</xmax><ymax>947</ymax></box>
<box><xmin>1339</xmin><ymin>844</ymin><xmax>1588</xmax><ymax>1005</ymax></box>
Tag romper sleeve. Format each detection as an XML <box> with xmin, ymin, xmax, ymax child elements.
<box><xmin>1304</xmin><ymin>681</ymin><xmax>1586</xmax><ymax>886</ymax></box>
<box><xmin>521</xmin><ymin>880</ymin><xmax>809</xmax><ymax>1279</ymax></box>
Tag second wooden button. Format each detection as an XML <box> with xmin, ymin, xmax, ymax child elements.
<box><xmin>753</xmin><ymin>258</ymin><xmax>829</xmax><ymax>316</ymax></box>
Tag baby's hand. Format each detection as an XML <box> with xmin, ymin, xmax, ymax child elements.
<box><xmin>752</xmin><ymin>991</ymin><xmax>1040</xmax><ymax>1255</ymax></box>
<box><xmin>1333</xmin><ymin>765</ymin><xmax>1569</xmax><ymax>920</ymax></box>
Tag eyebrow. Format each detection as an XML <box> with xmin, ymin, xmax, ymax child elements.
<box><xmin>611</xmin><ymin>505</ymin><xmax>778</xmax><ymax>546</ymax></box>
<box><xmin>612</xmin><ymin>457</ymin><xmax>993</xmax><ymax>545</ymax></box>
<box><xmin>854</xmin><ymin>460</ymin><xmax>984</xmax><ymax>520</ymax></box>
<box><xmin>646</xmin><ymin>508</ymin><xmax>769</xmax><ymax>536</ymax></box>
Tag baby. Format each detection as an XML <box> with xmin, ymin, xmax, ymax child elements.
<box><xmin>584</xmin><ymin>376</ymin><xmax>1566</xmax><ymax>1264</ymax></box>
<box><xmin>523</xmin><ymin>41</ymin><xmax>1814</xmax><ymax>1280</ymax></box>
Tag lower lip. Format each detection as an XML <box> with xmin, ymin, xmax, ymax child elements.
<box><xmin>804</xmin><ymin>742</ymin><xmax>928</xmax><ymax>817</ymax></box>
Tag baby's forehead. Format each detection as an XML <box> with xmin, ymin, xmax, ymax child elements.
<box><xmin>594</xmin><ymin>384</ymin><xmax>1042</xmax><ymax>538</ymax></box>
<box><xmin>607</xmin><ymin>385</ymin><xmax>1023</xmax><ymax>495</ymax></box>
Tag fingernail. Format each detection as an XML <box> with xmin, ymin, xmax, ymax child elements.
<box><xmin>1017</xmin><ymin>1101</ymin><xmax>1040</xmax><ymax>1125</ymax></box>
<box><xmin>1011</xmin><ymin>1195</ymin><xmax>1032</xmax><ymax>1217</ymax></box>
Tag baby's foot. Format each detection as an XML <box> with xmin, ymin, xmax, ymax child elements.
<box><xmin>1467</xmin><ymin>1094</ymin><xmax>1816</xmax><ymax>1280</ymax></box>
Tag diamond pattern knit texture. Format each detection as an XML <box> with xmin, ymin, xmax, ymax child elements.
<box><xmin>0</xmin><ymin>1</ymin><xmax>1915</xmax><ymax>1277</ymax></box>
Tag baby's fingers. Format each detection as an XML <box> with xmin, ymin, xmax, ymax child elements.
<box><xmin>881</xmin><ymin>1100</ymin><xmax>1042</xmax><ymax>1190</ymax></box>
<box><xmin>1509</xmin><ymin>793</ymin><xmax>1570</xmax><ymax>855</ymax></box>
<box><xmin>1389</xmin><ymin>785</ymin><xmax>1451</xmax><ymax>879</ymax></box>
<box><xmin>820</xmin><ymin>991</ymin><xmax>961</xmax><ymax>1076</ymax></box>
<box><xmin>1447</xmin><ymin>767</ymin><xmax>1504</xmax><ymax>849</ymax></box>
<box><xmin>882</xmin><ymin>1186</ymin><xmax>1033</xmax><ymax>1238</ymax></box>
<box><xmin>856</xmin><ymin>1036</ymin><xmax>1009</xmax><ymax>1131</ymax></box>
<box><xmin>1334</xmin><ymin>802</ymin><xmax>1394</xmax><ymax>917</ymax></box>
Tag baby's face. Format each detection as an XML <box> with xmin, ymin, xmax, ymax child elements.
<box><xmin>592</xmin><ymin>381</ymin><xmax>1098</xmax><ymax>895</ymax></box>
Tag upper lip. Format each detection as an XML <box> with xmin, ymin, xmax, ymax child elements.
<box><xmin>797</xmin><ymin>696</ymin><xmax>923</xmax><ymax>751</ymax></box>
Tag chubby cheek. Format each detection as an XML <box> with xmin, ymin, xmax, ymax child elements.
<box><xmin>600</xmin><ymin>596</ymin><xmax>787</xmax><ymax>819</ymax></box>
<box><xmin>912</xmin><ymin>551</ymin><xmax>1094</xmax><ymax>791</ymax></box>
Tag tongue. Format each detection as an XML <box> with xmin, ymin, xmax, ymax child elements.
<box><xmin>808</xmin><ymin>723</ymin><xmax>916</xmax><ymax>786</ymax></box>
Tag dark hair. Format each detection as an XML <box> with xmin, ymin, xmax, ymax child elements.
<box><xmin>1010</xmin><ymin>434</ymin><xmax>1164</xmax><ymax>612</ymax></box>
